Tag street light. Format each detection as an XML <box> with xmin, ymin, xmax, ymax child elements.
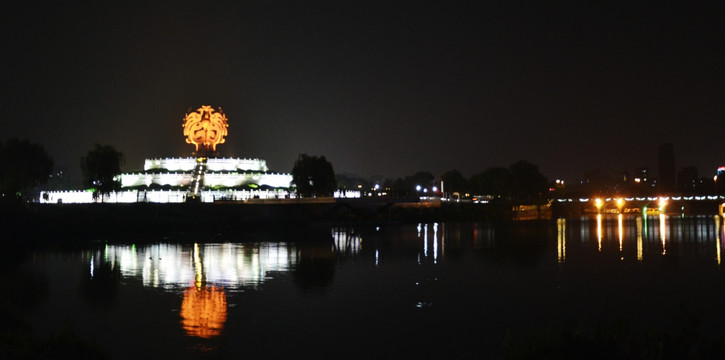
<box><xmin>658</xmin><ymin>197</ymin><xmax>668</xmax><ymax>213</ymax></box>
<box><xmin>616</xmin><ymin>198</ymin><xmax>625</xmax><ymax>213</ymax></box>
<box><xmin>594</xmin><ymin>198</ymin><xmax>604</xmax><ymax>213</ymax></box>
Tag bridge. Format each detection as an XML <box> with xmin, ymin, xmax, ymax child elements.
<box><xmin>551</xmin><ymin>195</ymin><xmax>725</xmax><ymax>217</ymax></box>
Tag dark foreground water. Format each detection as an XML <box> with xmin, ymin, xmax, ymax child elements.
<box><xmin>4</xmin><ymin>215</ymin><xmax>725</xmax><ymax>359</ymax></box>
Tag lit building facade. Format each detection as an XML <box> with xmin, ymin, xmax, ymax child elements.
<box><xmin>40</xmin><ymin>105</ymin><xmax>293</xmax><ymax>203</ymax></box>
<box><xmin>117</xmin><ymin>157</ymin><xmax>291</xmax><ymax>189</ymax></box>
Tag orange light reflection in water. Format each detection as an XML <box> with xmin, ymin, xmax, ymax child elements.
<box><xmin>180</xmin><ymin>286</ymin><xmax>228</xmax><ymax>339</ymax></box>
<box><xmin>557</xmin><ymin>218</ymin><xmax>566</xmax><ymax>264</ymax></box>
<box><xmin>618</xmin><ymin>214</ymin><xmax>624</xmax><ymax>254</ymax></box>
<box><xmin>596</xmin><ymin>214</ymin><xmax>603</xmax><ymax>252</ymax></box>
<box><xmin>636</xmin><ymin>216</ymin><xmax>643</xmax><ymax>261</ymax></box>
<box><xmin>659</xmin><ymin>214</ymin><xmax>667</xmax><ymax>255</ymax></box>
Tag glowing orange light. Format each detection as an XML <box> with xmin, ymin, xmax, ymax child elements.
<box><xmin>594</xmin><ymin>198</ymin><xmax>603</xmax><ymax>212</ymax></box>
<box><xmin>658</xmin><ymin>197</ymin><xmax>668</xmax><ymax>212</ymax></box>
<box><xmin>183</xmin><ymin>105</ymin><xmax>229</xmax><ymax>152</ymax></box>
<box><xmin>180</xmin><ymin>286</ymin><xmax>228</xmax><ymax>338</ymax></box>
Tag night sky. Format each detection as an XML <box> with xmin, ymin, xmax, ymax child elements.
<box><xmin>4</xmin><ymin>1</ymin><xmax>724</xmax><ymax>187</ymax></box>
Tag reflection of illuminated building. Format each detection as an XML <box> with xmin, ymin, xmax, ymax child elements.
<box><xmin>181</xmin><ymin>243</ymin><xmax>228</xmax><ymax>338</ymax></box>
<box><xmin>417</xmin><ymin>223</ymin><xmax>443</xmax><ymax>263</ymax></box>
<box><xmin>100</xmin><ymin>243</ymin><xmax>297</xmax><ymax>289</ymax></box>
<box><xmin>180</xmin><ymin>286</ymin><xmax>227</xmax><ymax>338</ymax></box>
<box><xmin>332</xmin><ymin>228</ymin><xmax>362</xmax><ymax>256</ymax></box>
<box><xmin>95</xmin><ymin>242</ymin><xmax>302</xmax><ymax>339</ymax></box>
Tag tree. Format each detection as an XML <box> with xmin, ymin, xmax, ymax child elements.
<box><xmin>441</xmin><ymin>169</ymin><xmax>467</xmax><ymax>194</ymax></box>
<box><xmin>405</xmin><ymin>171</ymin><xmax>435</xmax><ymax>191</ymax></box>
<box><xmin>509</xmin><ymin>160</ymin><xmax>548</xmax><ymax>204</ymax></box>
<box><xmin>469</xmin><ymin>167</ymin><xmax>511</xmax><ymax>198</ymax></box>
<box><xmin>292</xmin><ymin>154</ymin><xmax>336</xmax><ymax>197</ymax></box>
<box><xmin>0</xmin><ymin>138</ymin><xmax>54</xmax><ymax>201</ymax></box>
<box><xmin>81</xmin><ymin>144</ymin><xmax>124</xmax><ymax>199</ymax></box>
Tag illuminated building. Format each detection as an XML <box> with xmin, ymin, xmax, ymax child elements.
<box><xmin>40</xmin><ymin>105</ymin><xmax>292</xmax><ymax>203</ymax></box>
<box><xmin>116</xmin><ymin>157</ymin><xmax>291</xmax><ymax>191</ymax></box>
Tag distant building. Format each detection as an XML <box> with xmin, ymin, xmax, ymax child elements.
<box><xmin>634</xmin><ymin>167</ymin><xmax>649</xmax><ymax>183</ymax></box>
<box><xmin>658</xmin><ymin>143</ymin><xmax>676</xmax><ymax>191</ymax></box>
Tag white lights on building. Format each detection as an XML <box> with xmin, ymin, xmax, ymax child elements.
<box><xmin>40</xmin><ymin>156</ymin><xmax>293</xmax><ymax>204</ymax></box>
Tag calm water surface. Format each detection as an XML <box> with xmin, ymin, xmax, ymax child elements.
<box><xmin>9</xmin><ymin>215</ymin><xmax>725</xmax><ymax>359</ymax></box>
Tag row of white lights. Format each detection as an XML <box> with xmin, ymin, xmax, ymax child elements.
<box><xmin>556</xmin><ymin>195</ymin><xmax>725</xmax><ymax>203</ymax></box>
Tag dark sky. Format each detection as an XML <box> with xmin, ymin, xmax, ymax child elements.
<box><xmin>4</xmin><ymin>1</ymin><xmax>724</xmax><ymax>186</ymax></box>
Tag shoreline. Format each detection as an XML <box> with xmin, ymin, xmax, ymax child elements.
<box><xmin>1</xmin><ymin>200</ymin><xmax>721</xmax><ymax>254</ymax></box>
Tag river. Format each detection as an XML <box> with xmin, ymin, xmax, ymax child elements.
<box><xmin>3</xmin><ymin>215</ymin><xmax>725</xmax><ymax>359</ymax></box>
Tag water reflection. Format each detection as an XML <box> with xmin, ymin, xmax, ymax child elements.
<box><xmin>557</xmin><ymin>218</ymin><xmax>566</xmax><ymax>264</ymax></box>
<box><xmin>180</xmin><ymin>286</ymin><xmax>227</xmax><ymax>338</ymax></box>
<box><xmin>597</xmin><ymin>214</ymin><xmax>603</xmax><ymax>252</ymax></box>
<box><xmin>332</xmin><ymin>227</ymin><xmax>362</xmax><ymax>256</ymax></box>
<box><xmin>659</xmin><ymin>214</ymin><xmax>667</xmax><ymax>255</ymax></box>
<box><xmin>577</xmin><ymin>215</ymin><xmax>723</xmax><ymax>263</ymax></box>
<box><xmin>417</xmin><ymin>223</ymin><xmax>443</xmax><ymax>264</ymax></box>
<box><xmin>178</xmin><ymin>243</ymin><xmax>228</xmax><ymax>338</ymax></box>
<box><xmin>97</xmin><ymin>242</ymin><xmax>297</xmax><ymax>290</ymax></box>
<box><xmin>636</xmin><ymin>217</ymin><xmax>643</xmax><ymax>261</ymax></box>
<box><xmin>618</xmin><ymin>214</ymin><xmax>624</xmax><ymax>254</ymax></box>
<box><xmin>716</xmin><ymin>215</ymin><xmax>721</xmax><ymax>265</ymax></box>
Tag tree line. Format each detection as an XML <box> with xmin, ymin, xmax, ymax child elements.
<box><xmin>341</xmin><ymin>160</ymin><xmax>548</xmax><ymax>205</ymax></box>
<box><xmin>0</xmin><ymin>138</ymin><xmax>123</xmax><ymax>203</ymax></box>
<box><xmin>1</xmin><ymin>137</ymin><xmax>549</xmax><ymax>205</ymax></box>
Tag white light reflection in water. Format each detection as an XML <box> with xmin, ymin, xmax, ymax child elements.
<box><xmin>101</xmin><ymin>242</ymin><xmax>297</xmax><ymax>289</ymax></box>
<box><xmin>423</xmin><ymin>224</ymin><xmax>428</xmax><ymax>261</ymax></box>
<box><xmin>636</xmin><ymin>216</ymin><xmax>643</xmax><ymax>261</ymax></box>
<box><xmin>416</xmin><ymin>223</ymin><xmax>442</xmax><ymax>264</ymax></box>
<box><xmin>433</xmin><ymin>223</ymin><xmax>439</xmax><ymax>264</ymax></box>
<box><xmin>332</xmin><ymin>227</ymin><xmax>361</xmax><ymax>256</ymax></box>
<box><xmin>557</xmin><ymin>218</ymin><xmax>566</xmax><ymax>264</ymax></box>
<box><xmin>716</xmin><ymin>215</ymin><xmax>722</xmax><ymax>265</ymax></box>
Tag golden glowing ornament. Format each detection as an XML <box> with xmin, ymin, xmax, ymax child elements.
<box><xmin>182</xmin><ymin>105</ymin><xmax>229</xmax><ymax>152</ymax></box>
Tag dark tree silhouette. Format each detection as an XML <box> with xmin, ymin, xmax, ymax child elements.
<box><xmin>441</xmin><ymin>169</ymin><xmax>467</xmax><ymax>194</ymax></box>
<box><xmin>292</xmin><ymin>154</ymin><xmax>336</xmax><ymax>197</ymax></box>
<box><xmin>406</xmin><ymin>171</ymin><xmax>435</xmax><ymax>191</ymax></box>
<box><xmin>509</xmin><ymin>160</ymin><xmax>548</xmax><ymax>204</ymax></box>
<box><xmin>0</xmin><ymin>138</ymin><xmax>53</xmax><ymax>201</ymax></box>
<box><xmin>81</xmin><ymin>144</ymin><xmax>124</xmax><ymax>200</ymax></box>
<box><xmin>469</xmin><ymin>167</ymin><xmax>511</xmax><ymax>198</ymax></box>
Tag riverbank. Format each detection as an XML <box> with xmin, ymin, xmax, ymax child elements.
<box><xmin>0</xmin><ymin>199</ymin><xmax>517</xmax><ymax>250</ymax></box>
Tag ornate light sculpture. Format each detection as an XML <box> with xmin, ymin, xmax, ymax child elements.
<box><xmin>182</xmin><ymin>105</ymin><xmax>229</xmax><ymax>153</ymax></box>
